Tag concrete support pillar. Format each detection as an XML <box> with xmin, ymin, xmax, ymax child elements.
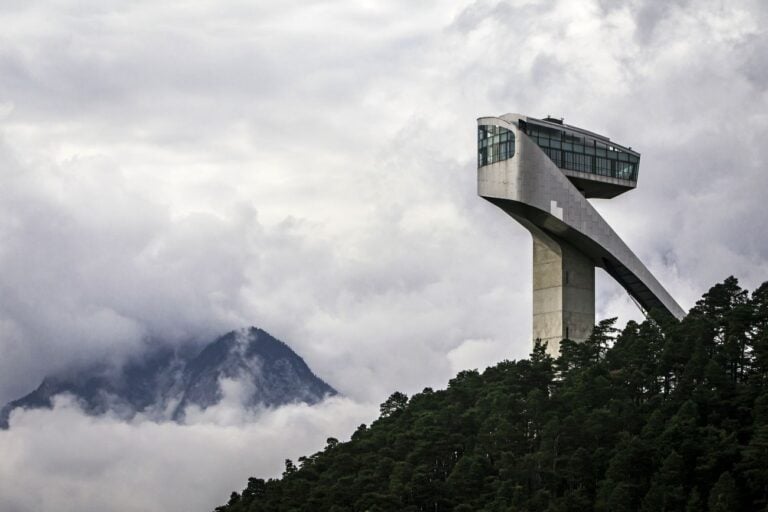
<box><xmin>531</xmin><ymin>229</ymin><xmax>595</xmax><ymax>357</ymax></box>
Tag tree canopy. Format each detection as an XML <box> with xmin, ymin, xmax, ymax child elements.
<box><xmin>214</xmin><ymin>277</ymin><xmax>768</xmax><ymax>512</ymax></box>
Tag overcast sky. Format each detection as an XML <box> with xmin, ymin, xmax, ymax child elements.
<box><xmin>1</xmin><ymin>0</ymin><xmax>768</xmax><ymax>510</ymax></box>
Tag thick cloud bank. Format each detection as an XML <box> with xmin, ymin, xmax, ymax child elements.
<box><xmin>1</xmin><ymin>0</ymin><xmax>768</xmax><ymax>510</ymax></box>
<box><xmin>0</xmin><ymin>395</ymin><xmax>376</xmax><ymax>512</ymax></box>
<box><xmin>3</xmin><ymin>0</ymin><xmax>768</xmax><ymax>405</ymax></box>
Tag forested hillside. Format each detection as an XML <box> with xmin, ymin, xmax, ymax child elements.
<box><xmin>215</xmin><ymin>277</ymin><xmax>768</xmax><ymax>512</ymax></box>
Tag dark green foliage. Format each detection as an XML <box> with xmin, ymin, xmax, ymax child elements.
<box><xmin>379</xmin><ymin>391</ymin><xmax>409</xmax><ymax>418</ymax></box>
<box><xmin>708</xmin><ymin>471</ymin><xmax>738</xmax><ymax>511</ymax></box>
<box><xmin>214</xmin><ymin>277</ymin><xmax>768</xmax><ymax>512</ymax></box>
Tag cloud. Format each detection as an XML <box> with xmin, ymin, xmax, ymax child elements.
<box><xmin>1</xmin><ymin>0</ymin><xmax>768</xmax><ymax>510</ymax></box>
<box><xmin>447</xmin><ymin>337</ymin><xmax>511</xmax><ymax>374</ymax></box>
<box><xmin>0</xmin><ymin>395</ymin><xmax>376</xmax><ymax>512</ymax></box>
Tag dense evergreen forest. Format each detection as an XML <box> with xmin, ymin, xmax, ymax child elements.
<box><xmin>214</xmin><ymin>277</ymin><xmax>768</xmax><ymax>511</ymax></box>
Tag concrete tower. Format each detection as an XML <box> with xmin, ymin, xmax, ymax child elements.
<box><xmin>477</xmin><ymin>114</ymin><xmax>685</xmax><ymax>356</ymax></box>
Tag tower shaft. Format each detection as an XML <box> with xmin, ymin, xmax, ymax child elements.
<box><xmin>531</xmin><ymin>228</ymin><xmax>594</xmax><ymax>356</ymax></box>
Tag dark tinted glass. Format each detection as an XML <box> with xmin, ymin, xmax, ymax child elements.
<box><xmin>478</xmin><ymin>125</ymin><xmax>515</xmax><ymax>167</ymax></box>
<box><xmin>520</xmin><ymin>121</ymin><xmax>639</xmax><ymax>181</ymax></box>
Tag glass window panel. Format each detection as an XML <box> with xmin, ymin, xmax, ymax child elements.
<box><xmin>507</xmin><ymin>122</ymin><xmax>641</xmax><ymax>180</ymax></box>
<box><xmin>477</xmin><ymin>125</ymin><xmax>516</xmax><ymax>167</ymax></box>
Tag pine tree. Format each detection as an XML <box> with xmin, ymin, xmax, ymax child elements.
<box><xmin>708</xmin><ymin>471</ymin><xmax>738</xmax><ymax>512</ymax></box>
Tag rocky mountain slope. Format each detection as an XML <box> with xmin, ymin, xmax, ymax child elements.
<box><xmin>1</xmin><ymin>327</ymin><xmax>336</xmax><ymax>428</ymax></box>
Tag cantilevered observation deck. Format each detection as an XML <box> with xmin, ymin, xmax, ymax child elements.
<box><xmin>478</xmin><ymin>113</ymin><xmax>685</xmax><ymax>355</ymax></box>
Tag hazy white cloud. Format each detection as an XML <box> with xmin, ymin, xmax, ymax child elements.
<box><xmin>447</xmin><ymin>337</ymin><xmax>511</xmax><ymax>375</ymax></box>
<box><xmin>1</xmin><ymin>0</ymin><xmax>768</xmax><ymax>510</ymax></box>
<box><xmin>0</xmin><ymin>395</ymin><xmax>376</xmax><ymax>512</ymax></box>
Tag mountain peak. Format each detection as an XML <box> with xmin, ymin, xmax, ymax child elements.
<box><xmin>174</xmin><ymin>327</ymin><xmax>335</xmax><ymax>420</ymax></box>
<box><xmin>1</xmin><ymin>327</ymin><xmax>336</xmax><ymax>428</ymax></box>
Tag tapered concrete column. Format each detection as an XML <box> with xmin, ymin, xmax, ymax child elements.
<box><xmin>531</xmin><ymin>229</ymin><xmax>595</xmax><ymax>357</ymax></box>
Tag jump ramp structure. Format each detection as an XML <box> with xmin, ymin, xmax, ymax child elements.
<box><xmin>477</xmin><ymin>113</ymin><xmax>685</xmax><ymax>356</ymax></box>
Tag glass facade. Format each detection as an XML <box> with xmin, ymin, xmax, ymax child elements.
<box><xmin>520</xmin><ymin>121</ymin><xmax>639</xmax><ymax>181</ymax></box>
<box><xmin>478</xmin><ymin>125</ymin><xmax>515</xmax><ymax>167</ymax></box>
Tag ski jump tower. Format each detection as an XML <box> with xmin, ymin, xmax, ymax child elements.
<box><xmin>477</xmin><ymin>113</ymin><xmax>685</xmax><ymax>356</ymax></box>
